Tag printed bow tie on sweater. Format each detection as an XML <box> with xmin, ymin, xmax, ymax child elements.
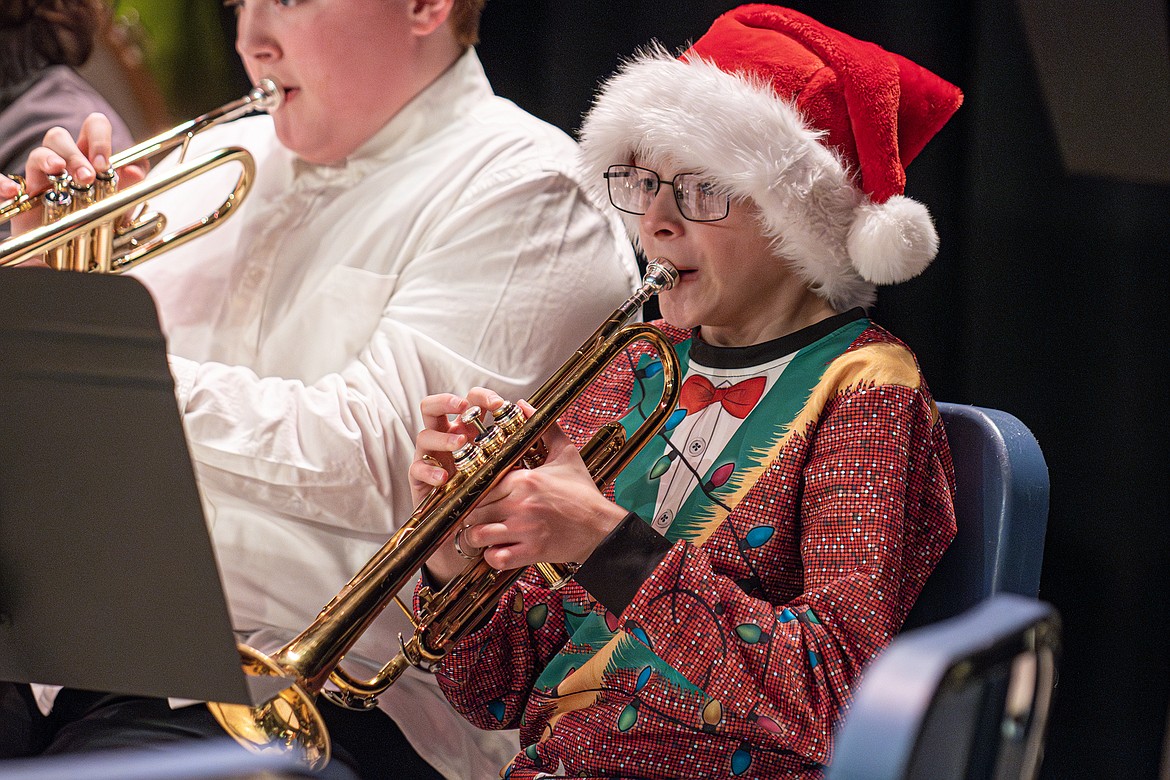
<box><xmin>678</xmin><ymin>375</ymin><xmax>766</xmax><ymax>418</ymax></box>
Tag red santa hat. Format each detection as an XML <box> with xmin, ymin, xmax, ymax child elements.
<box><xmin>579</xmin><ymin>4</ymin><xmax>963</xmax><ymax>311</ymax></box>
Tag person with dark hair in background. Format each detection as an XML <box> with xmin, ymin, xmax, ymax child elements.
<box><xmin>0</xmin><ymin>1</ymin><xmax>638</xmax><ymax>778</ymax></box>
<box><xmin>0</xmin><ymin>0</ymin><xmax>132</xmax><ymax>238</ymax></box>
<box><xmin>411</xmin><ymin>5</ymin><xmax>961</xmax><ymax>778</ymax></box>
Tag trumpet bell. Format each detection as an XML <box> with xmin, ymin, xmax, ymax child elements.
<box><xmin>206</xmin><ymin>643</ymin><xmax>330</xmax><ymax>770</ymax></box>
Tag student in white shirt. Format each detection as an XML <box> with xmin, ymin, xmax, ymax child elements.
<box><xmin>0</xmin><ymin>2</ymin><xmax>637</xmax><ymax>778</ymax></box>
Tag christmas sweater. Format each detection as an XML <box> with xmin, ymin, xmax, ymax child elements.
<box><xmin>428</xmin><ymin>313</ymin><xmax>957</xmax><ymax>779</ymax></box>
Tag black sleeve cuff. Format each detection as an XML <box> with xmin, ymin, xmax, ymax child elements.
<box><xmin>574</xmin><ymin>511</ymin><xmax>673</xmax><ymax>614</ymax></box>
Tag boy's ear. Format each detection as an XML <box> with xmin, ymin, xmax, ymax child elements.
<box><xmin>408</xmin><ymin>0</ymin><xmax>454</xmax><ymax>36</ymax></box>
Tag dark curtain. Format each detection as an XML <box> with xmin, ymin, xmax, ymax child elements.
<box><xmin>476</xmin><ymin>2</ymin><xmax>1169</xmax><ymax>778</ymax></box>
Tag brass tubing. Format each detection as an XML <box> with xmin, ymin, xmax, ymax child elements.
<box><xmin>67</xmin><ymin>180</ymin><xmax>95</xmax><ymax>271</ymax></box>
<box><xmin>42</xmin><ymin>173</ymin><xmax>72</xmax><ymax>270</ymax></box>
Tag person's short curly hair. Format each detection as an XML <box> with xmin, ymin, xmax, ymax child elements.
<box><xmin>449</xmin><ymin>0</ymin><xmax>485</xmax><ymax>49</ymax></box>
<box><xmin>0</xmin><ymin>0</ymin><xmax>108</xmax><ymax>67</ymax></box>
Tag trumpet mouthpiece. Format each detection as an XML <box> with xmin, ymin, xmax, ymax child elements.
<box><xmin>253</xmin><ymin>78</ymin><xmax>284</xmax><ymax>113</ymax></box>
<box><xmin>643</xmin><ymin>259</ymin><xmax>679</xmax><ymax>293</ymax></box>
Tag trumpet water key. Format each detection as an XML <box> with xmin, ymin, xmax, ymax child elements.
<box><xmin>208</xmin><ymin>260</ymin><xmax>683</xmax><ymax>769</ymax></box>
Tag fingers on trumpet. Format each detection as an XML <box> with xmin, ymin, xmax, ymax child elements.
<box><xmin>410</xmin><ymin>388</ymin><xmax>515</xmax><ymax>504</ymax></box>
<box><xmin>413</xmin><ymin>395</ymin><xmax>468</xmax><ymax>481</ymax></box>
<box><xmin>415</xmin><ymin>389</ymin><xmax>512</xmax><ymax>453</ymax></box>
<box><xmin>33</xmin><ymin>121</ymin><xmax>104</xmax><ymax>189</ymax></box>
<box><xmin>14</xmin><ymin>114</ymin><xmax>147</xmax><ymax>211</ymax></box>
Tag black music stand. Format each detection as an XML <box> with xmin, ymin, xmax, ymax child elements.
<box><xmin>0</xmin><ymin>267</ymin><xmax>288</xmax><ymax>705</ymax></box>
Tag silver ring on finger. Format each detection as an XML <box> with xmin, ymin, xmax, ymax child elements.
<box><xmin>453</xmin><ymin>525</ymin><xmax>480</xmax><ymax>561</ymax></box>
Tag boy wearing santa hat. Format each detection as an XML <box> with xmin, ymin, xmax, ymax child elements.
<box><xmin>412</xmin><ymin>5</ymin><xmax>962</xmax><ymax>777</ymax></box>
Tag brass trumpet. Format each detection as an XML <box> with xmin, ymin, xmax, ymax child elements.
<box><xmin>208</xmin><ymin>260</ymin><xmax>683</xmax><ymax>769</ymax></box>
<box><xmin>0</xmin><ymin>79</ymin><xmax>282</xmax><ymax>272</ymax></box>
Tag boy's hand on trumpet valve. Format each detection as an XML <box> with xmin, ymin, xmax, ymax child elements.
<box><xmin>412</xmin><ymin>387</ymin><xmax>628</xmax><ymax>586</ymax></box>
<box><xmin>411</xmin><ymin>389</ymin><xmax>487</xmax><ymax>584</ymax></box>
<box><xmin>10</xmin><ymin>113</ymin><xmax>148</xmax><ymax>236</ymax></box>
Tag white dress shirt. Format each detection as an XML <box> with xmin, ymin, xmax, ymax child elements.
<box><xmin>35</xmin><ymin>50</ymin><xmax>638</xmax><ymax>780</ymax></box>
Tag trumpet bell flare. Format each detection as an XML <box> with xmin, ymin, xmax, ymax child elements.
<box><xmin>206</xmin><ymin>644</ymin><xmax>331</xmax><ymax>770</ymax></box>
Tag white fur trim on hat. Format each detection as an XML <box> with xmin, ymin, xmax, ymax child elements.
<box><xmin>579</xmin><ymin>47</ymin><xmax>940</xmax><ymax>311</ymax></box>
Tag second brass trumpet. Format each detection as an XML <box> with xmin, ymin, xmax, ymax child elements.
<box><xmin>0</xmin><ymin>79</ymin><xmax>282</xmax><ymax>273</ymax></box>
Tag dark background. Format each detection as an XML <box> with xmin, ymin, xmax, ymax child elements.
<box><xmin>203</xmin><ymin>0</ymin><xmax>1170</xmax><ymax>776</ymax></box>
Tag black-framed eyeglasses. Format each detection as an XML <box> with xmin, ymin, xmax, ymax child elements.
<box><xmin>603</xmin><ymin>164</ymin><xmax>730</xmax><ymax>223</ymax></box>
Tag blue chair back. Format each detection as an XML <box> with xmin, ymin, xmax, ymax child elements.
<box><xmin>828</xmin><ymin>593</ymin><xmax>1060</xmax><ymax>780</ymax></box>
<box><xmin>903</xmin><ymin>403</ymin><xmax>1050</xmax><ymax>630</ymax></box>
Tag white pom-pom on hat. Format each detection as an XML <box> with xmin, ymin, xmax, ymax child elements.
<box><xmin>848</xmin><ymin>196</ymin><xmax>940</xmax><ymax>286</ymax></box>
